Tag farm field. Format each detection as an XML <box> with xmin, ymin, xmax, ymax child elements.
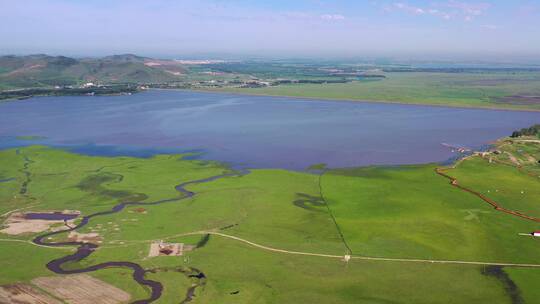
<box><xmin>3</xmin><ymin>54</ymin><xmax>540</xmax><ymax>112</ymax></box>
<box><xmin>209</xmin><ymin>72</ymin><xmax>540</xmax><ymax>111</ymax></box>
<box><xmin>1</xmin><ymin>138</ymin><xmax>539</xmax><ymax>303</ymax></box>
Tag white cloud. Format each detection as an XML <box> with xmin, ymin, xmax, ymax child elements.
<box><xmin>389</xmin><ymin>1</ymin><xmax>490</xmax><ymax>21</ymax></box>
<box><xmin>392</xmin><ymin>2</ymin><xmax>445</xmax><ymax>17</ymax></box>
<box><xmin>481</xmin><ymin>24</ymin><xmax>499</xmax><ymax>30</ymax></box>
<box><xmin>440</xmin><ymin>1</ymin><xmax>490</xmax><ymax>21</ymax></box>
<box><xmin>320</xmin><ymin>14</ymin><xmax>346</xmax><ymax>20</ymax></box>
<box><xmin>393</xmin><ymin>3</ymin><xmax>426</xmax><ymax>15</ymax></box>
<box><xmin>444</xmin><ymin>1</ymin><xmax>490</xmax><ymax>16</ymax></box>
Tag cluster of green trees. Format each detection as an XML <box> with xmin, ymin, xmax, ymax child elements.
<box><xmin>510</xmin><ymin>124</ymin><xmax>540</xmax><ymax>138</ymax></box>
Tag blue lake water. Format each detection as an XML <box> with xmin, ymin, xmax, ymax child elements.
<box><xmin>24</xmin><ymin>212</ymin><xmax>79</xmax><ymax>221</ymax></box>
<box><xmin>1</xmin><ymin>90</ymin><xmax>539</xmax><ymax>169</ymax></box>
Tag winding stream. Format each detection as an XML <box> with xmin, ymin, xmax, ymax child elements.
<box><xmin>32</xmin><ymin>168</ymin><xmax>249</xmax><ymax>304</ymax></box>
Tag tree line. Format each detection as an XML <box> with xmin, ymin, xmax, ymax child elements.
<box><xmin>510</xmin><ymin>124</ymin><xmax>540</xmax><ymax>138</ymax></box>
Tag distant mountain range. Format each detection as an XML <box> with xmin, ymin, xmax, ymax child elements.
<box><xmin>0</xmin><ymin>54</ymin><xmax>187</xmax><ymax>90</ymax></box>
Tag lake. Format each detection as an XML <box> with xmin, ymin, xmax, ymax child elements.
<box><xmin>1</xmin><ymin>90</ymin><xmax>539</xmax><ymax>169</ymax></box>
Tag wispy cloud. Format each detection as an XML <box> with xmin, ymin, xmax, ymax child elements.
<box><xmin>392</xmin><ymin>3</ymin><xmax>425</xmax><ymax>15</ymax></box>
<box><xmin>1</xmin><ymin>0</ymin><xmax>538</xmax><ymax>58</ymax></box>
<box><xmin>389</xmin><ymin>2</ymin><xmax>450</xmax><ymax>19</ymax></box>
<box><xmin>480</xmin><ymin>24</ymin><xmax>500</xmax><ymax>30</ymax></box>
<box><xmin>440</xmin><ymin>1</ymin><xmax>490</xmax><ymax>21</ymax></box>
<box><xmin>443</xmin><ymin>1</ymin><xmax>490</xmax><ymax>17</ymax></box>
<box><xmin>320</xmin><ymin>14</ymin><xmax>345</xmax><ymax>21</ymax></box>
<box><xmin>388</xmin><ymin>1</ymin><xmax>490</xmax><ymax>21</ymax></box>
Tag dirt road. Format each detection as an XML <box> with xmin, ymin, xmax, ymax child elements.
<box><xmin>184</xmin><ymin>231</ymin><xmax>540</xmax><ymax>268</ymax></box>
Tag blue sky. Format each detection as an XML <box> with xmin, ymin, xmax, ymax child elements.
<box><xmin>1</xmin><ymin>0</ymin><xmax>539</xmax><ymax>60</ymax></box>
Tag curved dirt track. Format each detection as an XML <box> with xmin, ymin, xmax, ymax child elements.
<box><xmin>435</xmin><ymin>158</ymin><xmax>540</xmax><ymax>223</ymax></box>
<box><xmin>182</xmin><ymin>231</ymin><xmax>540</xmax><ymax>268</ymax></box>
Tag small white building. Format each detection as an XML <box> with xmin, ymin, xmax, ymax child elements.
<box><xmin>532</xmin><ymin>231</ymin><xmax>540</xmax><ymax>237</ymax></box>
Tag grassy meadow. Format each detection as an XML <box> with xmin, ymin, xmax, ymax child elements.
<box><xmin>4</xmin><ymin>54</ymin><xmax>540</xmax><ymax>112</ymax></box>
<box><xmin>210</xmin><ymin>72</ymin><xmax>540</xmax><ymax>111</ymax></box>
<box><xmin>1</xmin><ymin>144</ymin><xmax>540</xmax><ymax>303</ymax></box>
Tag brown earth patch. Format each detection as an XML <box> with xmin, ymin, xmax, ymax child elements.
<box><xmin>143</xmin><ymin>59</ymin><xmax>185</xmax><ymax>75</ymax></box>
<box><xmin>133</xmin><ymin>207</ymin><xmax>147</xmax><ymax>214</ymax></box>
<box><xmin>0</xmin><ymin>283</ymin><xmax>62</xmax><ymax>304</ymax></box>
<box><xmin>148</xmin><ymin>241</ymin><xmax>195</xmax><ymax>257</ymax></box>
<box><xmin>0</xmin><ymin>212</ymin><xmax>76</xmax><ymax>235</ymax></box>
<box><xmin>68</xmin><ymin>231</ymin><xmax>103</xmax><ymax>244</ymax></box>
<box><xmin>6</xmin><ymin>64</ymin><xmax>45</xmax><ymax>76</ymax></box>
<box><xmin>31</xmin><ymin>274</ymin><xmax>130</xmax><ymax>304</ymax></box>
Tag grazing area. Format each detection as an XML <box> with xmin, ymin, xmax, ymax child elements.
<box><xmin>211</xmin><ymin>71</ymin><xmax>540</xmax><ymax>111</ymax></box>
<box><xmin>2</xmin><ymin>54</ymin><xmax>540</xmax><ymax>111</ymax></box>
<box><xmin>0</xmin><ymin>137</ymin><xmax>539</xmax><ymax>303</ymax></box>
<box><xmin>3</xmin><ymin>0</ymin><xmax>540</xmax><ymax>302</ymax></box>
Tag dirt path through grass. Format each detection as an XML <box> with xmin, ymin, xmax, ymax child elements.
<box><xmin>32</xmin><ymin>168</ymin><xmax>249</xmax><ymax>304</ymax></box>
<box><xmin>176</xmin><ymin>231</ymin><xmax>540</xmax><ymax>268</ymax></box>
<box><xmin>435</xmin><ymin>159</ymin><xmax>540</xmax><ymax>223</ymax></box>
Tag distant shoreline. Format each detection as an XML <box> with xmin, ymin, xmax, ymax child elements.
<box><xmin>3</xmin><ymin>86</ymin><xmax>540</xmax><ymax>113</ymax></box>
<box><xmin>0</xmin><ymin>86</ymin><xmax>139</xmax><ymax>102</ymax></box>
<box><xmin>154</xmin><ymin>88</ymin><xmax>540</xmax><ymax>113</ymax></box>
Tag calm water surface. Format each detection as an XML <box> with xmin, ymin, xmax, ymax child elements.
<box><xmin>1</xmin><ymin>90</ymin><xmax>539</xmax><ymax>169</ymax></box>
<box><xmin>25</xmin><ymin>212</ymin><xmax>79</xmax><ymax>221</ymax></box>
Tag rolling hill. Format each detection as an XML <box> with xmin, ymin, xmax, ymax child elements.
<box><xmin>0</xmin><ymin>54</ymin><xmax>187</xmax><ymax>90</ymax></box>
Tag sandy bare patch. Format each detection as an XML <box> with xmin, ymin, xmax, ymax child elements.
<box><xmin>174</xmin><ymin>59</ymin><xmax>225</xmax><ymax>65</ymax></box>
<box><xmin>0</xmin><ymin>211</ymin><xmax>78</xmax><ymax>235</ymax></box>
<box><xmin>1</xmin><ymin>214</ymin><xmax>63</xmax><ymax>235</ymax></box>
<box><xmin>6</xmin><ymin>64</ymin><xmax>45</xmax><ymax>76</ymax></box>
<box><xmin>0</xmin><ymin>283</ymin><xmax>62</xmax><ymax>304</ymax></box>
<box><xmin>148</xmin><ymin>241</ymin><xmax>194</xmax><ymax>257</ymax></box>
<box><xmin>32</xmin><ymin>274</ymin><xmax>130</xmax><ymax>304</ymax></box>
<box><xmin>525</xmin><ymin>154</ymin><xmax>537</xmax><ymax>163</ymax></box>
<box><xmin>504</xmin><ymin>152</ymin><xmax>521</xmax><ymax>166</ymax></box>
<box><xmin>165</xmin><ymin>70</ymin><xmax>182</xmax><ymax>76</ymax></box>
<box><xmin>68</xmin><ymin>231</ymin><xmax>102</xmax><ymax>244</ymax></box>
<box><xmin>132</xmin><ymin>207</ymin><xmax>147</xmax><ymax>214</ymax></box>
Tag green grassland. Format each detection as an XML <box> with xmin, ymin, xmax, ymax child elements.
<box><xmin>323</xmin><ymin>164</ymin><xmax>540</xmax><ymax>263</ymax></box>
<box><xmin>4</xmin><ymin>54</ymin><xmax>540</xmax><ymax>112</ymax></box>
<box><xmin>449</xmin><ymin>157</ymin><xmax>540</xmax><ymax>218</ymax></box>
<box><xmin>210</xmin><ymin>72</ymin><xmax>540</xmax><ymax>111</ymax></box>
<box><xmin>1</xmin><ymin>143</ymin><xmax>540</xmax><ymax>303</ymax></box>
<box><xmin>4</xmin><ymin>54</ymin><xmax>540</xmax><ymax>111</ymax></box>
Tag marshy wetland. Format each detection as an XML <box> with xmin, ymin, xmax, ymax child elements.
<box><xmin>1</xmin><ymin>91</ymin><xmax>540</xmax><ymax>304</ymax></box>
